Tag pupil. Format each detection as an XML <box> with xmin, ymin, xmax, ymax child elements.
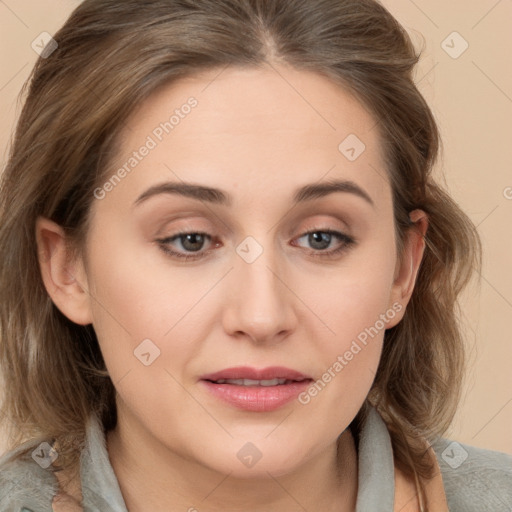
<box><xmin>310</xmin><ymin>232</ymin><xmax>330</xmax><ymax>250</ymax></box>
<box><xmin>183</xmin><ymin>234</ymin><xmax>204</xmax><ymax>252</ymax></box>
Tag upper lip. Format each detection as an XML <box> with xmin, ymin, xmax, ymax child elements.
<box><xmin>200</xmin><ymin>366</ymin><xmax>312</xmax><ymax>382</ymax></box>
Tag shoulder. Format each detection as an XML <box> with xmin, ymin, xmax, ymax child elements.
<box><xmin>432</xmin><ymin>437</ymin><xmax>512</xmax><ymax>512</ymax></box>
<box><xmin>0</xmin><ymin>442</ymin><xmax>58</xmax><ymax>511</ymax></box>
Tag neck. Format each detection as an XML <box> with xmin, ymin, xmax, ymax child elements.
<box><xmin>106</xmin><ymin>410</ymin><xmax>359</xmax><ymax>512</ymax></box>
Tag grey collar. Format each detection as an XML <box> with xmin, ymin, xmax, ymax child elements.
<box><xmin>355</xmin><ymin>406</ymin><xmax>395</xmax><ymax>510</ymax></box>
<box><xmin>80</xmin><ymin>405</ymin><xmax>395</xmax><ymax>511</ymax></box>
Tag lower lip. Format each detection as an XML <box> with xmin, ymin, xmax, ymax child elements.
<box><xmin>200</xmin><ymin>380</ymin><xmax>312</xmax><ymax>412</ymax></box>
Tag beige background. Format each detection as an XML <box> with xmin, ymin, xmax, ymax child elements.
<box><xmin>0</xmin><ymin>1</ymin><xmax>511</xmax><ymax>455</ymax></box>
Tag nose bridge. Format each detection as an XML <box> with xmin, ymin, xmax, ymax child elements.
<box><xmin>223</xmin><ymin>233</ymin><xmax>295</xmax><ymax>342</ymax></box>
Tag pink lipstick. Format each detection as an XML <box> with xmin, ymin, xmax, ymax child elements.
<box><xmin>200</xmin><ymin>366</ymin><xmax>313</xmax><ymax>412</ymax></box>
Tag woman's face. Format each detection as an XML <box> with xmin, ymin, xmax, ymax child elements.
<box><xmin>39</xmin><ymin>63</ymin><xmax>426</xmax><ymax>478</ymax></box>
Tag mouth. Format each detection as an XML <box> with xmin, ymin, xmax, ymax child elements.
<box><xmin>200</xmin><ymin>365</ymin><xmax>312</xmax><ymax>382</ymax></box>
<box><xmin>199</xmin><ymin>366</ymin><xmax>313</xmax><ymax>412</ymax></box>
<box><xmin>207</xmin><ymin>377</ymin><xmax>309</xmax><ymax>386</ymax></box>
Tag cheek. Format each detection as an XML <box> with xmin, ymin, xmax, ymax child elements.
<box><xmin>84</xmin><ymin>238</ymin><xmax>212</xmax><ymax>427</ymax></box>
<box><xmin>301</xmin><ymin>238</ymin><xmax>397</xmax><ymax>392</ymax></box>
<box><xmin>309</xmin><ymin>241</ymin><xmax>396</xmax><ymax>338</ymax></box>
<box><xmin>87</xmin><ymin>217</ymin><xmax>214</xmax><ymax>325</ymax></box>
<box><xmin>297</xmin><ymin>282</ymin><xmax>395</xmax><ymax>431</ymax></box>
<box><xmin>84</xmin><ymin>232</ymin><xmax>215</xmax><ymax>383</ymax></box>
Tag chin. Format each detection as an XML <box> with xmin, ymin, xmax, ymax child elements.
<box><xmin>198</xmin><ymin>443</ymin><xmax>308</xmax><ymax>479</ymax></box>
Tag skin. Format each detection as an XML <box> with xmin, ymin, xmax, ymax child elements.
<box><xmin>37</xmin><ymin>62</ymin><xmax>428</xmax><ymax>512</ymax></box>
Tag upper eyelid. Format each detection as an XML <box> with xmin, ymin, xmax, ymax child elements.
<box><xmin>157</xmin><ymin>215</ymin><xmax>351</xmax><ymax>236</ymax></box>
<box><xmin>158</xmin><ymin>226</ymin><xmax>350</xmax><ymax>240</ymax></box>
<box><xmin>158</xmin><ymin>227</ymin><xmax>352</xmax><ymax>251</ymax></box>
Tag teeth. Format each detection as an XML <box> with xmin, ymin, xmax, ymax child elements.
<box><xmin>215</xmin><ymin>378</ymin><xmax>288</xmax><ymax>386</ymax></box>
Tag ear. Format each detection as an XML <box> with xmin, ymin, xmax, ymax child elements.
<box><xmin>35</xmin><ymin>216</ymin><xmax>93</xmax><ymax>325</ymax></box>
<box><xmin>386</xmin><ymin>209</ymin><xmax>428</xmax><ymax>329</ymax></box>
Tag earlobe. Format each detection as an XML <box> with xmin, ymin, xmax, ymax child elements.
<box><xmin>35</xmin><ymin>216</ymin><xmax>93</xmax><ymax>326</ymax></box>
<box><xmin>387</xmin><ymin>209</ymin><xmax>429</xmax><ymax>326</ymax></box>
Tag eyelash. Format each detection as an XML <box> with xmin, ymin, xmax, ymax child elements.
<box><xmin>156</xmin><ymin>227</ymin><xmax>356</xmax><ymax>262</ymax></box>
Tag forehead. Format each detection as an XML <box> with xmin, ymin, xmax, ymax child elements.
<box><xmin>101</xmin><ymin>63</ymin><xmax>391</xmax><ymax>215</ymax></box>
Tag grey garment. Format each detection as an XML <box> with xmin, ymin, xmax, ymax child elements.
<box><xmin>0</xmin><ymin>406</ymin><xmax>510</xmax><ymax>511</ymax></box>
<box><xmin>432</xmin><ymin>437</ymin><xmax>512</xmax><ymax>512</ymax></box>
<box><xmin>355</xmin><ymin>406</ymin><xmax>395</xmax><ymax>510</ymax></box>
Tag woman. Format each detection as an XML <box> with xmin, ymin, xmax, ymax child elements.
<box><xmin>0</xmin><ymin>0</ymin><xmax>510</xmax><ymax>511</ymax></box>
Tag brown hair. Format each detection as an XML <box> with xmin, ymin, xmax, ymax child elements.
<box><xmin>0</xmin><ymin>0</ymin><xmax>482</xmax><ymax>507</ymax></box>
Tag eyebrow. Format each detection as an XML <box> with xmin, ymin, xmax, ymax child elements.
<box><xmin>133</xmin><ymin>178</ymin><xmax>374</xmax><ymax>208</ymax></box>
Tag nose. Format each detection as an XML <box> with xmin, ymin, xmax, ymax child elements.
<box><xmin>221</xmin><ymin>240</ymin><xmax>297</xmax><ymax>346</ymax></box>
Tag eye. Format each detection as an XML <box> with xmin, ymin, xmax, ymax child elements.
<box><xmin>156</xmin><ymin>231</ymin><xmax>218</xmax><ymax>261</ymax></box>
<box><xmin>156</xmin><ymin>227</ymin><xmax>356</xmax><ymax>261</ymax></box>
<box><xmin>293</xmin><ymin>228</ymin><xmax>356</xmax><ymax>259</ymax></box>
